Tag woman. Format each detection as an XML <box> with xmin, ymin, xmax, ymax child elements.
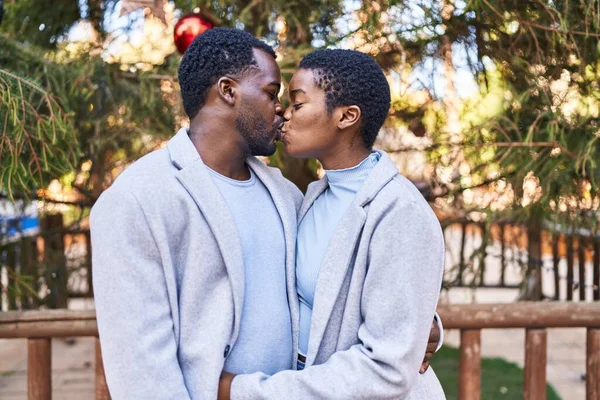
<box><xmin>224</xmin><ymin>49</ymin><xmax>446</xmax><ymax>399</ymax></box>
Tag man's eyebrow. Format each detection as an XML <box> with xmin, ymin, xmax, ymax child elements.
<box><xmin>267</xmin><ymin>82</ymin><xmax>281</xmax><ymax>90</ymax></box>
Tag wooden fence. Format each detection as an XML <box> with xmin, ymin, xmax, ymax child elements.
<box><xmin>437</xmin><ymin>302</ymin><xmax>600</xmax><ymax>400</ymax></box>
<box><xmin>0</xmin><ymin>303</ymin><xmax>599</xmax><ymax>399</ymax></box>
<box><xmin>2</xmin><ymin>216</ymin><xmax>599</xmax><ymax>310</ymax></box>
<box><xmin>0</xmin><ymin>214</ymin><xmax>92</xmax><ymax>311</ymax></box>
<box><xmin>0</xmin><ymin>310</ymin><xmax>107</xmax><ymax>400</ymax></box>
<box><xmin>442</xmin><ymin>220</ymin><xmax>600</xmax><ymax>301</ymax></box>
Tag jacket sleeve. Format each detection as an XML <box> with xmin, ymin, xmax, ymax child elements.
<box><xmin>91</xmin><ymin>188</ymin><xmax>192</xmax><ymax>400</ymax></box>
<box><xmin>230</xmin><ymin>199</ymin><xmax>445</xmax><ymax>399</ymax></box>
<box><xmin>434</xmin><ymin>312</ymin><xmax>444</xmax><ymax>352</ymax></box>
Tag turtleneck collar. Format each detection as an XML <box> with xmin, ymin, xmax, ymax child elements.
<box><xmin>324</xmin><ymin>151</ymin><xmax>380</xmax><ymax>190</ymax></box>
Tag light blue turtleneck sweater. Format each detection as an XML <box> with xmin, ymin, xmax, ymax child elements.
<box><xmin>296</xmin><ymin>152</ymin><xmax>381</xmax><ymax>355</ymax></box>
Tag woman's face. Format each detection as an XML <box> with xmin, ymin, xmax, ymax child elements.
<box><xmin>281</xmin><ymin>69</ymin><xmax>339</xmax><ymax>159</ymax></box>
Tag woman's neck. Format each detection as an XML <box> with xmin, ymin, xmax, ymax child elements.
<box><xmin>318</xmin><ymin>146</ymin><xmax>371</xmax><ymax>170</ymax></box>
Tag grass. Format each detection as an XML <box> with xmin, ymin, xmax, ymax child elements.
<box><xmin>431</xmin><ymin>346</ymin><xmax>562</xmax><ymax>400</ymax></box>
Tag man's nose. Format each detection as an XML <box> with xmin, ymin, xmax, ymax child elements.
<box><xmin>282</xmin><ymin>104</ymin><xmax>292</xmax><ymax>121</ymax></box>
<box><xmin>275</xmin><ymin>102</ymin><xmax>284</xmax><ymax>117</ymax></box>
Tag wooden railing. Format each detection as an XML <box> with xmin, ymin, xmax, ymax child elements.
<box><xmin>0</xmin><ymin>310</ymin><xmax>108</xmax><ymax>400</ymax></box>
<box><xmin>437</xmin><ymin>302</ymin><xmax>600</xmax><ymax>400</ymax></box>
<box><xmin>0</xmin><ymin>303</ymin><xmax>599</xmax><ymax>399</ymax></box>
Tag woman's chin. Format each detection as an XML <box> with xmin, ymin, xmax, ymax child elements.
<box><xmin>283</xmin><ymin>143</ymin><xmax>300</xmax><ymax>158</ymax></box>
<box><xmin>283</xmin><ymin>141</ymin><xmax>316</xmax><ymax>159</ymax></box>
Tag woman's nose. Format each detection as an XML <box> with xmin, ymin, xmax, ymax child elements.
<box><xmin>282</xmin><ymin>105</ymin><xmax>292</xmax><ymax>121</ymax></box>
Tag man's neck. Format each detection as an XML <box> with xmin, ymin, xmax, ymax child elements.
<box><xmin>188</xmin><ymin>117</ymin><xmax>250</xmax><ymax>181</ymax></box>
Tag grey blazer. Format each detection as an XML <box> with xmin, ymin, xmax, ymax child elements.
<box><xmin>90</xmin><ymin>128</ymin><xmax>302</xmax><ymax>399</ymax></box>
<box><xmin>232</xmin><ymin>151</ymin><xmax>446</xmax><ymax>399</ymax></box>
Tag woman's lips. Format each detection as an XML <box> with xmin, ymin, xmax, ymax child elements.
<box><xmin>279</xmin><ymin>129</ymin><xmax>288</xmax><ymax>142</ymax></box>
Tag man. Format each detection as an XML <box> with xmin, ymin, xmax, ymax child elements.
<box><xmin>91</xmin><ymin>28</ymin><xmax>440</xmax><ymax>399</ymax></box>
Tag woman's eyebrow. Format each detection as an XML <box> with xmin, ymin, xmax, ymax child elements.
<box><xmin>290</xmin><ymin>88</ymin><xmax>306</xmax><ymax>99</ymax></box>
<box><xmin>290</xmin><ymin>88</ymin><xmax>306</xmax><ymax>96</ymax></box>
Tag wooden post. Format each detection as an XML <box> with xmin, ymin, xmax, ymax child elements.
<box><xmin>85</xmin><ymin>231</ymin><xmax>94</xmax><ymax>298</ymax></box>
<box><xmin>6</xmin><ymin>243</ymin><xmax>17</xmax><ymax>310</ymax></box>
<box><xmin>28</xmin><ymin>338</ymin><xmax>51</xmax><ymax>400</ymax></box>
<box><xmin>459</xmin><ymin>329</ymin><xmax>481</xmax><ymax>400</ymax></box>
<box><xmin>593</xmin><ymin>239</ymin><xmax>599</xmax><ymax>301</ymax></box>
<box><xmin>0</xmin><ymin>262</ymin><xmax>3</xmax><ymax>311</ymax></box>
<box><xmin>524</xmin><ymin>328</ymin><xmax>547</xmax><ymax>400</ymax></box>
<box><xmin>552</xmin><ymin>233</ymin><xmax>561</xmax><ymax>300</ymax></box>
<box><xmin>500</xmin><ymin>223</ymin><xmax>507</xmax><ymax>287</ymax></box>
<box><xmin>20</xmin><ymin>236</ymin><xmax>39</xmax><ymax>309</ymax></box>
<box><xmin>478</xmin><ymin>222</ymin><xmax>488</xmax><ymax>286</ymax></box>
<box><xmin>95</xmin><ymin>337</ymin><xmax>111</xmax><ymax>400</ymax></box>
<box><xmin>526</xmin><ymin>219</ymin><xmax>543</xmax><ymax>300</ymax></box>
<box><xmin>567</xmin><ymin>235</ymin><xmax>575</xmax><ymax>301</ymax></box>
<box><xmin>579</xmin><ymin>237</ymin><xmax>587</xmax><ymax>301</ymax></box>
<box><xmin>587</xmin><ymin>328</ymin><xmax>600</xmax><ymax>400</ymax></box>
<box><xmin>40</xmin><ymin>214</ymin><xmax>68</xmax><ymax>309</ymax></box>
<box><xmin>458</xmin><ymin>222</ymin><xmax>467</xmax><ymax>286</ymax></box>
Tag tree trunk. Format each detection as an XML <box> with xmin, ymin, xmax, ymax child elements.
<box><xmin>41</xmin><ymin>214</ymin><xmax>68</xmax><ymax>309</ymax></box>
<box><xmin>521</xmin><ymin>215</ymin><xmax>544</xmax><ymax>300</ymax></box>
<box><xmin>441</xmin><ymin>0</ymin><xmax>460</xmax><ymax>141</ymax></box>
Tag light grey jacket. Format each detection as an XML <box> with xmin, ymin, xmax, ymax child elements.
<box><xmin>90</xmin><ymin>128</ymin><xmax>302</xmax><ymax>400</ymax></box>
<box><xmin>232</xmin><ymin>151</ymin><xmax>446</xmax><ymax>399</ymax></box>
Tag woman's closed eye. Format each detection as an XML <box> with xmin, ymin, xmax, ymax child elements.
<box><xmin>293</xmin><ymin>103</ymin><xmax>304</xmax><ymax>110</ymax></box>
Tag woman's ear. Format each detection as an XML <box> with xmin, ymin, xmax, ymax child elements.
<box><xmin>217</xmin><ymin>77</ymin><xmax>237</xmax><ymax>106</ymax></box>
<box><xmin>337</xmin><ymin>105</ymin><xmax>361</xmax><ymax>130</ymax></box>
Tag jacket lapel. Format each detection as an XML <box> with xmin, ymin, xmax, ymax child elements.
<box><xmin>354</xmin><ymin>151</ymin><xmax>399</xmax><ymax>207</ymax></box>
<box><xmin>305</xmin><ymin>150</ymin><xmax>399</xmax><ymax>364</ymax></box>
<box><xmin>246</xmin><ymin>157</ymin><xmax>301</xmax><ymax>361</ymax></box>
<box><xmin>306</xmin><ymin>202</ymin><xmax>366</xmax><ymax>363</ymax></box>
<box><xmin>167</xmin><ymin>128</ymin><xmax>245</xmax><ymax>344</ymax></box>
<box><xmin>298</xmin><ymin>177</ymin><xmax>329</xmax><ymax>223</ymax></box>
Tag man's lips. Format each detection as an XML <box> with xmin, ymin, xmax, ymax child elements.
<box><xmin>274</xmin><ymin>121</ymin><xmax>285</xmax><ymax>141</ymax></box>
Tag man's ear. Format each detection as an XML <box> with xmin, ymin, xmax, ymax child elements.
<box><xmin>217</xmin><ymin>77</ymin><xmax>238</xmax><ymax>106</ymax></box>
<box><xmin>336</xmin><ymin>105</ymin><xmax>361</xmax><ymax>130</ymax></box>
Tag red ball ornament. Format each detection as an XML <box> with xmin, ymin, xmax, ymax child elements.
<box><xmin>174</xmin><ymin>13</ymin><xmax>214</xmax><ymax>54</ymax></box>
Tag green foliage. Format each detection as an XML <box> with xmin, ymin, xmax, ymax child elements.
<box><xmin>338</xmin><ymin>0</ymin><xmax>600</xmax><ymax>229</ymax></box>
<box><xmin>433</xmin><ymin>345</ymin><xmax>562</xmax><ymax>400</ymax></box>
<box><xmin>0</xmin><ymin>30</ymin><xmax>177</xmax><ymax>201</ymax></box>
<box><xmin>0</xmin><ymin>0</ymin><xmax>598</xmax><ymax>225</ymax></box>
<box><xmin>467</xmin><ymin>0</ymin><xmax>600</xmax><ymax>226</ymax></box>
<box><xmin>0</xmin><ymin>66</ymin><xmax>79</xmax><ymax>199</ymax></box>
<box><xmin>0</xmin><ymin>0</ymin><xmax>80</xmax><ymax>48</ymax></box>
<box><xmin>172</xmin><ymin>0</ymin><xmax>344</xmax><ymax>45</ymax></box>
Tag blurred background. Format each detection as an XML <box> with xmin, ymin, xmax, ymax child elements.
<box><xmin>0</xmin><ymin>0</ymin><xmax>599</xmax><ymax>399</ymax></box>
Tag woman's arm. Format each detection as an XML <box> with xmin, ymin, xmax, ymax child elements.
<box><xmin>226</xmin><ymin>199</ymin><xmax>445</xmax><ymax>400</ymax></box>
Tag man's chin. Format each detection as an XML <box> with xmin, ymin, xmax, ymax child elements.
<box><xmin>249</xmin><ymin>143</ymin><xmax>277</xmax><ymax>157</ymax></box>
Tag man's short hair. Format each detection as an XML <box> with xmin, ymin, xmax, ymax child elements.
<box><xmin>178</xmin><ymin>28</ymin><xmax>276</xmax><ymax>119</ymax></box>
<box><xmin>299</xmin><ymin>49</ymin><xmax>391</xmax><ymax>149</ymax></box>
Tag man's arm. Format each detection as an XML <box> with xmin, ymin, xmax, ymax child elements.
<box><xmin>91</xmin><ymin>189</ymin><xmax>191</xmax><ymax>400</ymax></box>
<box><xmin>420</xmin><ymin>315</ymin><xmax>442</xmax><ymax>373</ymax></box>
<box><xmin>227</xmin><ymin>201</ymin><xmax>445</xmax><ymax>400</ymax></box>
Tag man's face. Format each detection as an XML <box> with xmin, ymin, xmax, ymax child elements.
<box><xmin>235</xmin><ymin>49</ymin><xmax>284</xmax><ymax>156</ymax></box>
